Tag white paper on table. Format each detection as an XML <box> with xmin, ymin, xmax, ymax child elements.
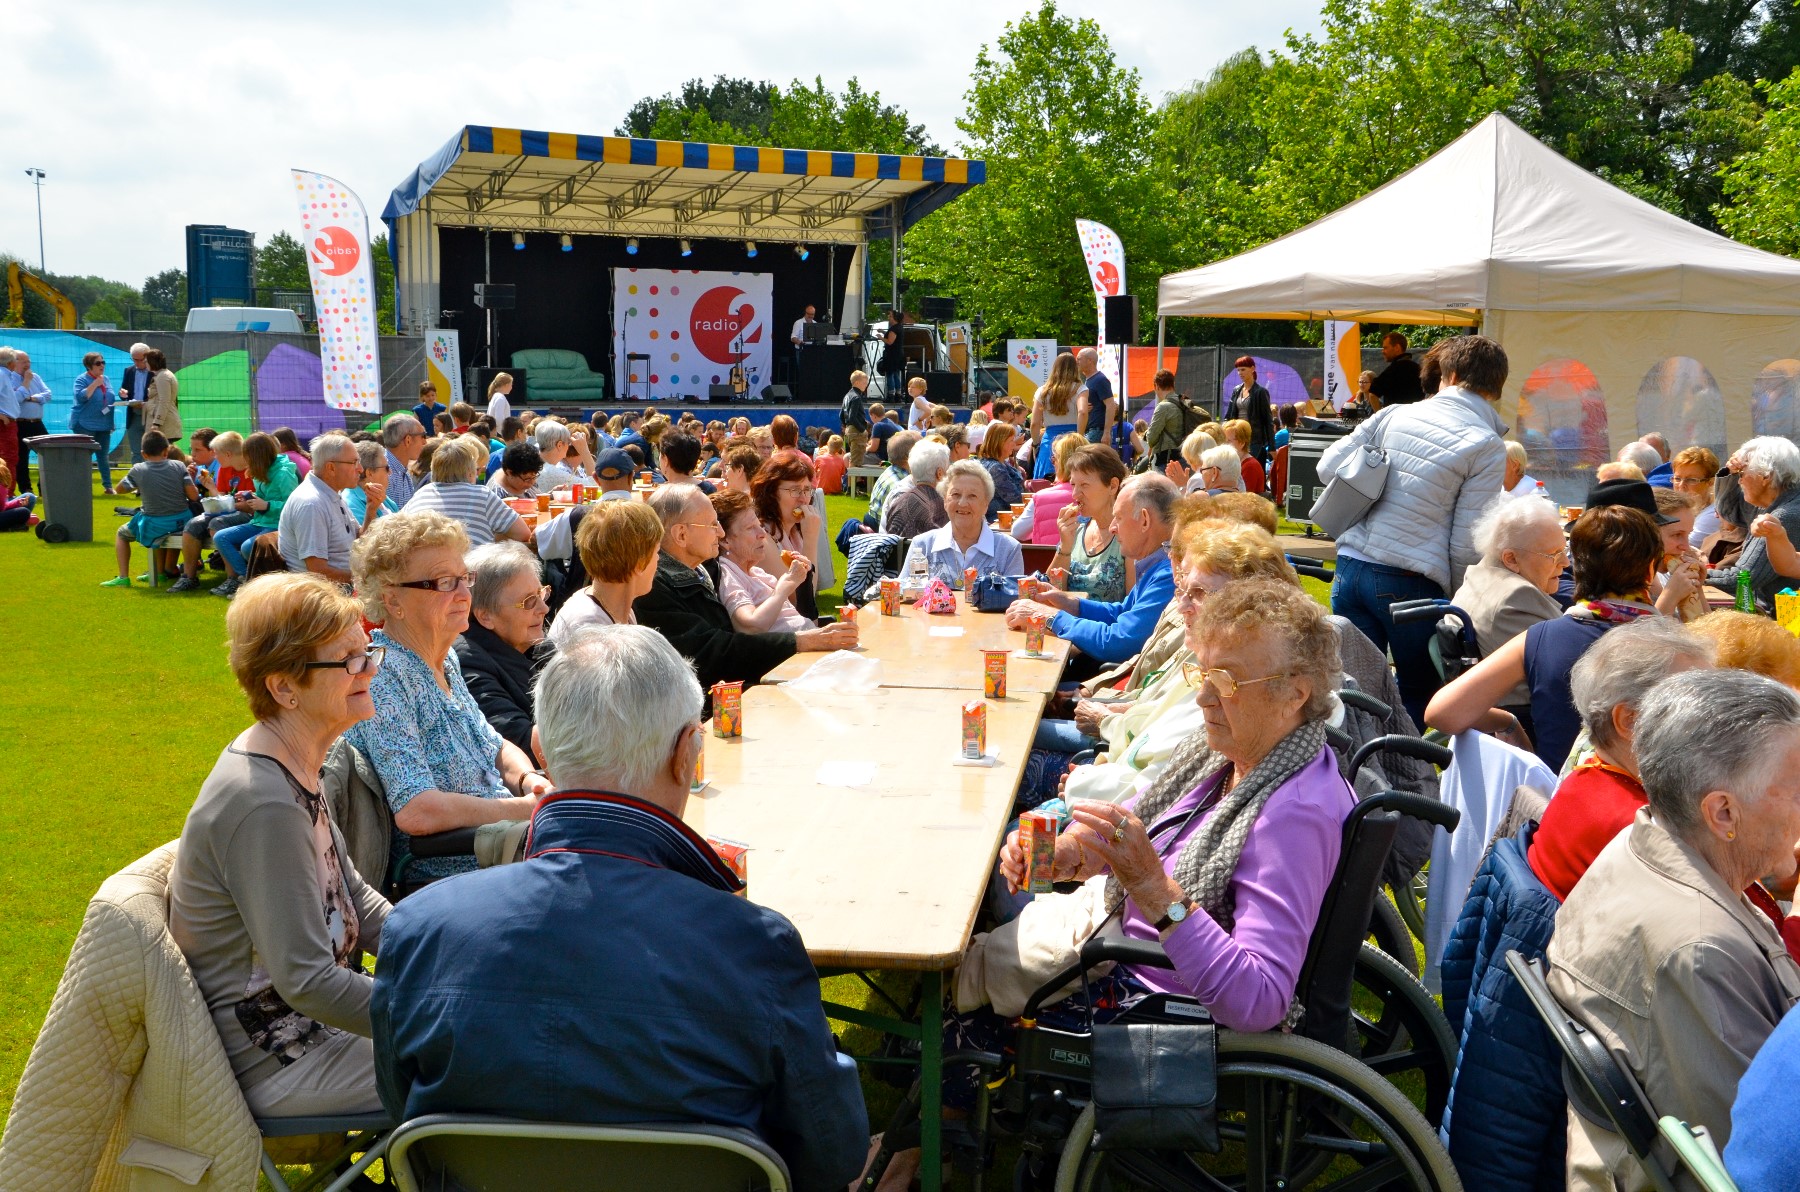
<box><xmin>816</xmin><ymin>760</ymin><xmax>878</xmax><ymax>787</ymax></box>
<box><xmin>928</xmin><ymin>626</ymin><xmax>966</xmax><ymax>638</ymax></box>
<box><xmin>1012</xmin><ymin>650</ymin><xmax>1054</xmax><ymax>660</ymax></box>
<box><xmin>785</xmin><ymin>650</ymin><xmax>883</xmax><ymax>693</ymax></box>
<box><xmin>951</xmin><ymin>750</ymin><xmax>1003</xmax><ymax>768</ymax></box>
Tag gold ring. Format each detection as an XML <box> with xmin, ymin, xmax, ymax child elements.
<box><xmin>1112</xmin><ymin>824</ymin><xmax>1126</xmax><ymax>843</ymax></box>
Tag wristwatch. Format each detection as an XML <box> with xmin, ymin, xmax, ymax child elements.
<box><xmin>1155</xmin><ymin>897</ymin><xmax>1195</xmax><ymax>933</ymax></box>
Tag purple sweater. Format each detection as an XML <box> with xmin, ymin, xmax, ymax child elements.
<box><xmin>1118</xmin><ymin>744</ymin><xmax>1354</xmax><ymax>1031</ymax></box>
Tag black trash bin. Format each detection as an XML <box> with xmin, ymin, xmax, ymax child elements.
<box><xmin>25</xmin><ymin>434</ymin><xmax>100</xmax><ymax>543</ymax></box>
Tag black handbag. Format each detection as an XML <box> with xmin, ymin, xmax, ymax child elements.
<box><xmin>1089</xmin><ymin>1021</ymin><xmax>1221</xmax><ymax>1153</ymax></box>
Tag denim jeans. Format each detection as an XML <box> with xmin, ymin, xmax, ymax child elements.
<box><xmin>1329</xmin><ymin>553</ymin><xmax>1446</xmax><ymax>726</ymax></box>
<box><xmin>75</xmin><ymin>427</ymin><xmax>113</xmax><ymax>491</ymax></box>
<box><xmin>215</xmin><ymin>521</ymin><xmax>269</xmax><ymax>576</ymax></box>
<box><xmin>1032</xmin><ymin>717</ymin><xmax>1102</xmax><ymax>754</ymax></box>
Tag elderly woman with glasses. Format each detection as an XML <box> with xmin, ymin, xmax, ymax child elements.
<box><xmin>1548</xmin><ymin>668</ymin><xmax>1800</xmax><ymax>1188</ymax></box>
<box><xmin>345</xmin><ymin>439</ymin><xmax>399</xmax><ymax>523</ymax></box>
<box><xmin>453</xmin><ymin>542</ymin><xmax>554</xmax><ymax>755</ymax></box>
<box><xmin>1671</xmin><ymin>445</ymin><xmax>1721</xmax><ymax>549</ymax></box>
<box><xmin>168</xmin><ymin>573</ymin><xmax>393</xmax><ymax>1117</ymax></box>
<box><xmin>1710</xmin><ymin>435</ymin><xmax>1800</xmax><ymax>611</ymax></box>
<box><xmin>956</xmin><ymin>579</ymin><xmax>1356</xmax><ymax>1046</ymax></box>
<box><xmin>344</xmin><ymin>512</ymin><xmax>549</xmax><ymax>893</ymax></box>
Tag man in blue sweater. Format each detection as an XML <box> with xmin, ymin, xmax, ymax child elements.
<box><xmin>1004</xmin><ymin>472</ymin><xmax>1178</xmax><ymax>666</ymax></box>
<box><xmin>372</xmin><ymin>625</ymin><xmax>868</xmax><ymax>1190</ymax></box>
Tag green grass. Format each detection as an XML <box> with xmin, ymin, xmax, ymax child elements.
<box><xmin>0</xmin><ymin>482</ymin><xmax>876</xmax><ymax>1131</ymax></box>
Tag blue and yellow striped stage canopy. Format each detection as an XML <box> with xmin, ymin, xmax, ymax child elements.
<box><xmin>384</xmin><ymin>125</ymin><xmax>985</xmax><ymax>246</ymax></box>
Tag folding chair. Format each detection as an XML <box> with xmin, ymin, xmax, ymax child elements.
<box><xmin>385</xmin><ymin>1114</ymin><xmax>791</xmax><ymax>1192</ymax></box>
<box><xmin>1506</xmin><ymin>950</ymin><xmax>1682</xmax><ymax>1192</ymax></box>
<box><xmin>258</xmin><ymin>1112</ymin><xmax>394</xmax><ymax>1192</ymax></box>
<box><xmin>1659</xmin><ymin>1116</ymin><xmax>1742</xmax><ymax>1192</ymax></box>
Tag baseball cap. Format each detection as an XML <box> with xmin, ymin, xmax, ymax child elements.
<box><xmin>593</xmin><ymin>448</ymin><xmax>635</xmax><ymax>481</ymax></box>
<box><xmin>1584</xmin><ymin>477</ymin><xmax>1678</xmax><ymax>526</ymax></box>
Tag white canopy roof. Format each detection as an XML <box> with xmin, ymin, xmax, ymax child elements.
<box><xmin>1156</xmin><ymin>112</ymin><xmax>1800</xmax><ymax>325</ymax></box>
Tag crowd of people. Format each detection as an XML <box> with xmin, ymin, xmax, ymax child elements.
<box><xmin>26</xmin><ymin>332</ymin><xmax>1800</xmax><ymax>1192</ymax></box>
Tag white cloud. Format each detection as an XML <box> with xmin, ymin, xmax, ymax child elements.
<box><xmin>3</xmin><ymin>0</ymin><xmax>1322</xmax><ymax>287</ymax></box>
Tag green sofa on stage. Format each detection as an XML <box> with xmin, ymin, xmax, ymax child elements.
<box><xmin>510</xmin><ymin>348</ymin><xmax>607</xmax><ymax>403</ymax></box>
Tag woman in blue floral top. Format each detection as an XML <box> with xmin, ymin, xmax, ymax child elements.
<box><xmin>345</xmin><ymin>512</ymin><xmax>549</xmax><ymax>887</ymax></box>
<box><xmin>1049</xmin><ymin>444</ymin><xmax>1133</xmax><ymax>603</ymax></box>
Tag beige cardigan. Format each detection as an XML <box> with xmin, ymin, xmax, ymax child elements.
<box><xmin>0</xmin><ymin>845</ymin><xmax>259</xmax><ymax>1191</ymax></box>
<box><xmin>1548</xmin><ymin>809</ymin><xmax>1800</xmax><ymax>1190</ymax></box>
<box><xmin>144</xmin><ymin>370</ymin><xmax>182</xmax><ymax>443</ymax></box>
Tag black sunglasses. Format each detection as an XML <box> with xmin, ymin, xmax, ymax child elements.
<box><xmin>303</xmin><ymin>645</ymin><xmax>386</xmax><ymax>675</ymax></box>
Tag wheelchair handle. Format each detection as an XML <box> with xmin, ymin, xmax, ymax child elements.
<box><xmin>1323</xmin><ymin>723</ymin><xmax>1353</xmax><ymax>752</ymax></box>
<box><xmin>1020</xmin><ymin>937</ymin><xmax>1176</xmax><ymax>1021</ymax></box>
<box><xmin>1358</xmin><ymin>790</ymin><xmax>1462</xmax><ymax>833</ymax></box>
<box><xmin>1348</xmin><ymin>734</ymin><xmax>1454</xmax><ymax>780</ymax></box>
<box><xmin>1389</xmin><ymin>602</ymin><xmax>1451</xmax><ymax>625</ymax></box>
<box><xmin>1337</xmin><ymin>688</ymin><xmax>1393</xmax><ymax>721</ymax></box>
<box><xmin>409</xmin><ymin>826</ymin><xmax>481</xmax><ymax>858</ymax></box>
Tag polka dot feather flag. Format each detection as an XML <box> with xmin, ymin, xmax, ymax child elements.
<box><xmin>1076</xmin><ymin>219</ymin><xmax>1127</xmax><ymax>400</ymax></box>
<box><xmin>292</xmin><ymin>170</ymin><xmax>382</xmax><ymax>414</ymax></box>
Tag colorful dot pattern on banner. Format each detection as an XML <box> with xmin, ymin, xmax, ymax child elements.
<box><xmin>293</xmin><ymin>170</ymin><xmax>381</xmax><ymax>413</ymax></box>
<box><xmin>614</xmin><ymin>268</ymin><xmax>770</xmax><ymax>395</ymax></box>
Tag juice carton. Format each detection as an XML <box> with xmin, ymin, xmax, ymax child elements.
<box><xmin>880</xmin><ymin>577</ymin><xmax>902</xmax><ymax>616</ymax></box>
<box><xmin>1025</xmin><ymin>615</ymin><xmax>1048</xmax><ymax>655</ymax></box>
<box><xmin>963</xmin><ymin>566</ymin><xmax>978</xmax><ymax>591</ymax></box>
<box><xmin>711</xmin><ymin>680</ymin><xmax>743</xmax><ymax>738</ymax></box>
<box><xmin>1019</xmin><ymin>576</ymin><xmax>1040</xmax><ymax>601</ymax></box>
<box><xmin>840</xmin><ymin>601</ymin><xmax>858</xmax><ymax>626</ymax></box>
<box><xmin>690</xmin><ymin>736</ymin><xmax>707</xmax><ymax>793</ymax></box>
<box><xmin>1048</xmin><ymin>566</ymin><xmax>1068</xmax><ymax>590</ymax></box>
<box><xmin>961</xmin><ymin>699</ymin><xmax>987</xmax><ymax>760</ymax></box>
<box><xmin>1019</xmin><ymin>811</ymin><xmax>1058</xmax><ymax>894</ymax></box>
<box><xmin>707</xmin><ymin>835</ymin><xmax>749</xmax><ymax>896</ymax></box>
<box><xmin>983</xmin><ymin>649</ymin><xmax>1009</xmax><ymax>699</ymax></box>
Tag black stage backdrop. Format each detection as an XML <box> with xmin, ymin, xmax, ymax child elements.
<box><xmin>439</xmin><ymin>228</ymin><xmax>856</xmax><ymax>398</ymax></box>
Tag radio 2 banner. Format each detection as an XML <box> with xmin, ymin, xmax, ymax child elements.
<box><xmin>1076</xmin><ymin>219</ymin><xmax>1127</xmax><ymax>400</ymax></box>
<box><xmin>292</xmin><ymin>170</ymin><xmax>382</xmax><ymax>413</ymax></box>
<box><xmin>612</xmin><ymin>268</ymin><xmax>773</xmax><ymax>400</ymax></box>
<box><xmin>1323</xmin><ymin>320</ymin><xmax>1360</xmax><ymax>410</ymax></box>
<box><xmin>425</xmin><ymin>329</ymin><xmax>464</xmax><ymax>405</ymax></box>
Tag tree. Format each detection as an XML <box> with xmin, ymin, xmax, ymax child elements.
<box><xmin>83</xmin><ymin>297</ymin><xmax>125</xmax><ymax>327</ymax></box>
<box><xmin>371</xmin><ymin>233</ymin><xmax>397</xmax><ymax>334</ymax></box>
<box><xmin>768</xmin><ymin>77</ymin><xmax>942</xmax><ymax>155</ymax></box>
<box><xmin>254</xmin><ymin>231</ymin><xmax>310</xmax><ymax>293</ymax></box>
<box><xmin>142</xmin><ymin>268</ymin><xmax>187</xmax><ymax>314</ymax></box>
<box><xmin>903</xmin><ymin>1</ymin><xmax>1172</xmax><ymax>343</ymax></box>
<box><xmin>1717</xmin><ymin>66</ymin><xmax>1800</xmax><ymax>253</ymax></box>
<box><xmin>619</xmin><ymin>75</ymin><xmax>775</xmax><ymax>140</ymax></box>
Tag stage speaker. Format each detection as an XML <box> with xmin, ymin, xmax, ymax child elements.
<box><xmin>925</xmin><ymin>370</ymin><xmax>961</xmax><ymax>405</ymax></box>
<box><xmin>919</xmin><ymin>296</ymin><xmax>958</xmax><ymax>321</ymax></box>
<box><xmin>1103</xmin><ymin>294</ymin><xmax>1139</xmax><ymax>345</ymax></box>
<box><xmin>470</xmin><ymin>366</ymin><xmax>526</xmax><ymax>404</ymax></box>
<box><xmin>472</xmin><ymin>283</ymin><xmax>516</xmax><ymax>311</ymax></box>
<box><xmin>708</xmin><ymin>384</ymin><xmax>735</xmax><ymax>401</ymax></box>
<box><xmin>762</xmin><ymin>384</ymin><xmax>793</xmax><ymax>401</ymax></box>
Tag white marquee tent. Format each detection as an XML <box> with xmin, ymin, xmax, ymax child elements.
<box><xmin>1156</xmin><ymin>112</ymin><xmax>1800</xmax><ymax>491</ymax></box>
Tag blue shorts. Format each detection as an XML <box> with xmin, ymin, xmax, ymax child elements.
<box><xmin>122</xmin><ymin>510</ymin><xmax>190</xmax><ymax>547</ymax></box>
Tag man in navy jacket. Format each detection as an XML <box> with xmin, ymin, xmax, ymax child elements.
<box><xmin>372</xmin><ymin>625</ymin><xmax>868</xmax><ymax>1190</ymax></box>
<box><xmin>116</xmin><ymin>342</ymin><xmax>155</xmax><ymax>465</ymax></box>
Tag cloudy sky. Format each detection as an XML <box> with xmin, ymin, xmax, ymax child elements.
<box><xmin>4</xmin><ymin>0</ymin><xmax>1324</xmax><ymax>288</ymax></box>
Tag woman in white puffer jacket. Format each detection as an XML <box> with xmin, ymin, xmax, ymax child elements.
<box><xmin>1318</xmin><ymin>334</ymin><xmax>1509</xmax><ymax>724</ymax></box>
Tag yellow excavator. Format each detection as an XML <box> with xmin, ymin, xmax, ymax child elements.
<box><xmin>5</xmin><ymin>262</ymin><xmax>77</xmax><ymax>330</ymax></box>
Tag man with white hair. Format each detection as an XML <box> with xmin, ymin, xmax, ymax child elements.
<box><xmin>1004</xmin><ymin>473</ymin><xmax>1180</xmax><ymax>665</ymax></box>
<box><xmin>371</xmin><ymin>625</ymin><xmax>870</xmax><ymax>1189</ymax></box>
<box><xmin>116</xmin><ymin>342</ymin><xmax>155</xmax><ymax>466</ymax></box>
<box><xmin>533</xmin><ymin>419</ymin><xmax>585</xmax><ymax>491</ymax></box>
<box><xmin>378</xmin><ymin>415</ymin><xmax>426</xmax><ymax>507</ymax></box>
<box><xmin>9</xmin><ymin>349</ymin><xmax>50</xmax><ymax>493</ymax></box>
<box><xmin>1616</xmin><ymin>440</ymin><xmax>1664</xmax><ymax>478</ymax></box>
<box><xmin>0</xmin><ymin>346</ymin><xmax>19</xmax><ymax>485</ymax></box>
<box><xmin>634</xmin><ymin>484</ymin><xmax>854</xmax><ymax>694</ymax></box>
<box><xmin>884</xmin><ymin>437</ymin><xmax>951</xmax><ymax>539</ymax></box>
<box><xmin>272</xmin><ymin>433</ymin><xmax>374</xmax><ymax>585</ymax></box>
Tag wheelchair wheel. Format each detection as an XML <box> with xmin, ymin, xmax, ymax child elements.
<box><xmin>1367</xmin><ymin>890</ymin><xmax>1419</xmax><ymax>976</ymax></box>
<box><xmin>1352</xmin><ymin>942</ymin><xmax>1458</xmax><ymax>1128</ymax></box>
<box><xmin>1054</xmin><ymin>1032</ymin><xmax>1463</xmax><ymax>1192</ymax></box>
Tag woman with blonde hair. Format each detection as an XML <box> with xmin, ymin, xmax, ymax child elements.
<box><xmin>168</xmin><ymin>573</ymin><xmax>393</xmax><ymax>1116</ymax></box>
<box><xmin>551</xmin><ymin>499</ymin><xmax>664</xmax><ymax>642</ymax></box>
<box><xmin>1029</xmin><ymin>353</ymin><xmax>1083</xmax><ymax>479</ymax></box>
<box><xmin>485</xmin><ymin>372</ymin><xmax>514</xmax><ymax>423</ymax></box>
<box><xmin>346</xmin><ymin>512</ymin><xmax>549</xmax><ymax>890</ymax></box>
<box><xmin>1169</xmin><ymin>427</ymin><xmax>1218</xmax><ymax>492</ymax></box>
<box><xmin>1222</xmin><ymin>419</ymin><xmax>1266</xmax><ymax>495</ymax></box>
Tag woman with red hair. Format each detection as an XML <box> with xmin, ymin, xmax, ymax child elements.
<box><xmin>751</xmin><ymin>451</ymin><xmax>823</xmax><ymax>619</ymax></box>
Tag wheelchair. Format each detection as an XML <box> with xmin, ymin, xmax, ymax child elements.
<box><xmin>864</xmin><ymin>738</ymin><xmax>1464</xmax><ymax>1190</ymax></box>
<box><xmin>1387</xmin><ymin>600</ymin><xmax>1480</xmax><ymax>685</ymax></box>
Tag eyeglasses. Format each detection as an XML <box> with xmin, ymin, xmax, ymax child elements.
<box><xmin>304</xmin><ymin>645</ymin><xmax>386</xmax><ymax>675</ymax></box>
<box><xmin>1174</xmin><ymin>580</ymin><xmax>1224</xmax><ymax>605</ymax></box>
<box><xmin>778</xmin><ymin>484</ymin><xmax>814</xmax><ymax>499</ymax></box>
<box><xmin>1182</xmin><ymin>661</ymin><xmax>1290</xmax><ymax>698</ymax></box>
<box><xmin>675</xmin><ymin>521</ymin><xmax>724</xmax><ymax>535</ymax></box>
<box><xmin>397</xmin><ymin>573</ymin><xmax>474</xmax><ymax>594</ymax></box>
<box><xmin>1519</xmin><ymin>546</ymin><xmax>1569</xmax><ymax>564</ymax></box>
<box><xmin>1671</xmin><ymin>474</ymin><xmax>1711</xmax><ymax>490</ymax></box>
<box><xmin>513</xmin><ymin>584</ymin><xmax>553</xmax><ymax>611</ymax></box>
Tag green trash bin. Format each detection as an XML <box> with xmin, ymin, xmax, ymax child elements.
<box><xmin>25</xmin><ymin>434</ymin><xmax>100</xmax><ymax>543</ymax></box>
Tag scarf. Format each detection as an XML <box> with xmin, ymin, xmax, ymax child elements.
<box><xmin>1105</xmin><ymin>718</ymin><xmax>1327</xmax><ymax>932</ymax></box>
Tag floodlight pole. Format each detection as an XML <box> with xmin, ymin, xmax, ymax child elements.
<box><xmin>24</xmin><ymin>169</ymin><xmax>46</xmax><ymax>272</ymax></box>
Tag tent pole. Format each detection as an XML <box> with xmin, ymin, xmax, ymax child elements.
<box><xmin>1156</xmin><ymin>317</ymin><xmax>1165</xmax><ymax>370</ymax></box>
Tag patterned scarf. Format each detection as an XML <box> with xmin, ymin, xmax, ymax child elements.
<box><xmin>1104</xmin><ymin>718</ymin><xmax>1327</xmax><ymax>933</ymax></box>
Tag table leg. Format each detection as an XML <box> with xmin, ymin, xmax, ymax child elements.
<box><xmin>919</xmin><ymin>969</ymin><xmax>944</xmax><ymax>1192</ymax></box>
